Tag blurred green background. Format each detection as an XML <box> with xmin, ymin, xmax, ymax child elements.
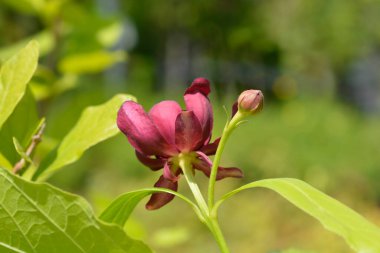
<box><xmin>1</xmin><ymin>0</ymin><xmax>380</xmax><ymax>252</ymax></box>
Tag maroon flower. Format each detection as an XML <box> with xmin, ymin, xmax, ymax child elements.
<box><xmin>117</xmin><ymin>78</ymin><xmax>243</xmax><ymax>210</ymax></box>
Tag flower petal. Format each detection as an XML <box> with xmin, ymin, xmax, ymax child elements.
<box><xmin>117</xmin><ymin>101</ymin><xmax>177</xmax><ymax>157</ymax></box>
<box><xmin>231</xmin><ymin>101</ymin><xmax>238</xmax><ymax>118</ymax></box>
<box><xmin>149</xmin><ymin>100</ymin><xmax>182</xmax><ymax>145</ymax></box>
<box><xmin>146</xmin><ymin>176</ymin><xmax>178</xmax><ymax>210</ymax></box>
<box><xmin>184</xmin><ymin>78</ymin><xmax>213</xmax><ymax>145</ymax></box>
<box><xmin>215</xmin><ymin>166</ymin><xmax>244</xmax><ymax>180</ymax></box>
<box><xmin>163</xmin><ymin>162</ymin><xmax>180</xmax><ymax>182</ymax></box>
<box><xmin>200</xmin><ymin>137</ymin><xmax>220</xmax><ymax>156</ymax></box>
<box><xmin>135</xmin><ymin>151</ymin><xmax>165</xmax><ymax>171</ymax></box>
<box><xmin>175</xmin><ymin>111</ymin><xmax>203</xmax><ymax>152</ymax></box>
<box><xmin>196</xmin><ymin>151</ymin><xmax>212</xmax><ymax>166</ymax></box>
<box><xmin>193</xmin><ymin>153</ymin><xmax>243</xmax><ymax>180</ymax></box>
<box><xmin>185</xmin><ymin>77</ymin><xmax>211</xmax><ymax>96</ymax></box>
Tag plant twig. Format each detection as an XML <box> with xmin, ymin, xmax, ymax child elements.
<box><xmin>13</xmin><ymin>122</ymin><xmax>46</xmax><ymax>175</ymax></box>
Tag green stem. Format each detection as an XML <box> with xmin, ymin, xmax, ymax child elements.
<box><xmin>208</xmin><ymin>216</ymin><xmax>231</xmax><ymax>253</ymax></box>
<box><xmin>179</xmin><ymin>154</ymin><xmax>209</xmax><ymax>217</ymax></box>
<box><xmin>179</xmin><ymin>154</ymin><xmax>231</xmax><ymax>253</ymax></box>
<box><xmin>208</xmin><ymin>112</ymin><xmax>243</xmax><ymax>209</ymax></box>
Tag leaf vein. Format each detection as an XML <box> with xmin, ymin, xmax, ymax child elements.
<box><xmin>2</xmin><ymin>175</ymin><xmax>86</xmax><ymax>253</ymax></box>
<box><xmin>0</xmin><ymin>204</ymin><xmax>36</xmax><ymax>253</ymax></box>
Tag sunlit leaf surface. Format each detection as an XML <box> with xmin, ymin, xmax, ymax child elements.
<box><xmin>33</xmin><ymin>94</ymin><xmax>135</xmax><ymax>180</ymax></box>
<box><xmin>0</xmin><ymin>41</ymin><xmax>39</xmax><ymax>129</ymax></box>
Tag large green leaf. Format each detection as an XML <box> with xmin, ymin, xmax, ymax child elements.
<box><xmin>0</xmin><ymin>167</ymin><xmax>151</xmax><ymax>253</ymax></box>
<box><xmin>100</xmin><ymin>189</ymin><xmax>199</xmax><ymax>227</ymax></box>
<box><xmin>215</xmin><ymin>178</ymin><xmax>380</xmax><ymax>253</ymax></box>
<box><xmin>0</xmin><ymin>41</ymin><xmax>39</xmax><ymax>130</ymax></box>
<box><xmin>33</xmin><ymin>94</ymin><xmax>135</xmax><ymax>180</ymax></box>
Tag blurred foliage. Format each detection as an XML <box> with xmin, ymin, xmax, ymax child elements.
<box><xmin>121</xmin><ymin>0</ymin><xmax>380</xmax><ymax>106</ymax></box>
<box><xmin>1</xmin><ymin>0</ymin><xmax>380</xmax><ymax>252</ymax></box>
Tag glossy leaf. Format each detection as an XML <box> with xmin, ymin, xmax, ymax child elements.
<box><xmin>215</xmin><ymin>178</ymin><xmax>380</xmax><ymax>253</ymax></box>
<box><xmin>100</xmin><ymin>188</ymin><xmax>199</xmax><ymax>227</ymax></box>
<box><xmin>0</xmin><ymin>41</ymin><xmax>39</xmax><ymax>130</ymax></box>
<box><xmin>33</xmin><ymin>94</ymin><xmax>135</xmax><ymax>180</ymax></box>
<box><xmin>0</xmin><ymin>167</ymin><xmax>151</xmax><ymax>253</ymax></box>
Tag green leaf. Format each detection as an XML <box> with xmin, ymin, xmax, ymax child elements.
<box><xmin>0</xmin><ymin>167</ymin><xmax>151</xmax><ymax>253</ymax></box>
<box><xmin>33</xmin><ymin>94</ymin><xmax>135</xmax><ymax>180</ymax></box>
<box><xmin>0</xmin><ymin>88</ymin><xmax>39</xmax><ymax>168</ymax></box>
<box><xmin>58</xmin><ymin>50</ymin><xmax>126</xmax><ymax>74</ymax></box>
<box><xmin>215</xmin><ymin>178</ymin><xmax>380</xmax><ymax>253</ymax></box>
<box><xmin>0</xmin><ymin>41</ymin><xmax>39</xmax><ymax>130</ymax></box>
<box><xmin>100</xmin><ymin>188</ymin><xmax>199</xmax><ymax>227</ymax></box>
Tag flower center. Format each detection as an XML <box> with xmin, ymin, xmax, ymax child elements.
<box><xmin>170</xmin><ymin>152</ymin><xmax>198</xmax><ymax>171</ymax></box>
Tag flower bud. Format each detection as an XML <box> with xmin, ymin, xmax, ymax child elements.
<box><xmin>237</xmin><ymin>89</ymin><xmax>264</xmax><ymax>114</ymax></box>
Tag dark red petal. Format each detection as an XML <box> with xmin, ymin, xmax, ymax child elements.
<box><xmin>146</xmin><ymin>176</ymin><xmax>178</xmax><ymax>210</ymax></box>
<box><xmin>200</xmin><ymin>137</ymin><xmax>220</xmax><ymax>156</ymax></box>
<box><xmin>232</xmin><ymin>101</ymin><xmax>238</xmax><ymax>118</ymax></box>
<box><xmin>175</xmin><ymin>111</ymin><xmax>203</xmax><ymax>152</ymax></box>
<box><xmin>196</xmin><ymin>151</ymin><xmax>212</xmax><ymax>166</ymax></box>
<box><xmin>193</xmin><ymin>153</ymin><xmax>243</xmax><ymax>180</ymax></box>
<box><xmin>149</xmin><ymin>100</ymin><xmax>182</xmax><ymax>145</ymax></box>
<box><xmin>163</xmin><ymin>162</ymin><xmax>180</xmax><ymax>182</ymax></box>
<box><xmin>193</xmin><ymin>158</ymin><xmax>212</xmax><ymax>177</ymax></box>
<box><xmin>135</xmin><ymin>151</ymin><xmax>165</xmax><ymax>171</ymax></box>
<box><xmin>184</xmin><ymin>77</ymin><xmax>211</xmax><ymax>96</ymax></box>
<box><xmin>184</xmin><ymin>78</ymin><xmax>213</xmax><ymax>145</ymax></box>
<box><xmin>117</xmin><ymin>101</ymin><xmax>177</xmax><ymax>157</ymax></box>
<box><xmin>215</xmin><ymin>166</ymin><xmax>244</xmax><ymax>180</ymax></box>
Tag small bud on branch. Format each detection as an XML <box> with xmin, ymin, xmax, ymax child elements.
<box><xmin>237</xmin><ymin>89</ymin><xmax>264</xmax><ymax>114</ymax></box>
<box><xmin>13</xmin><ymin>122</ymin><xmax>46</xmax><ymax>175</ymax></box>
